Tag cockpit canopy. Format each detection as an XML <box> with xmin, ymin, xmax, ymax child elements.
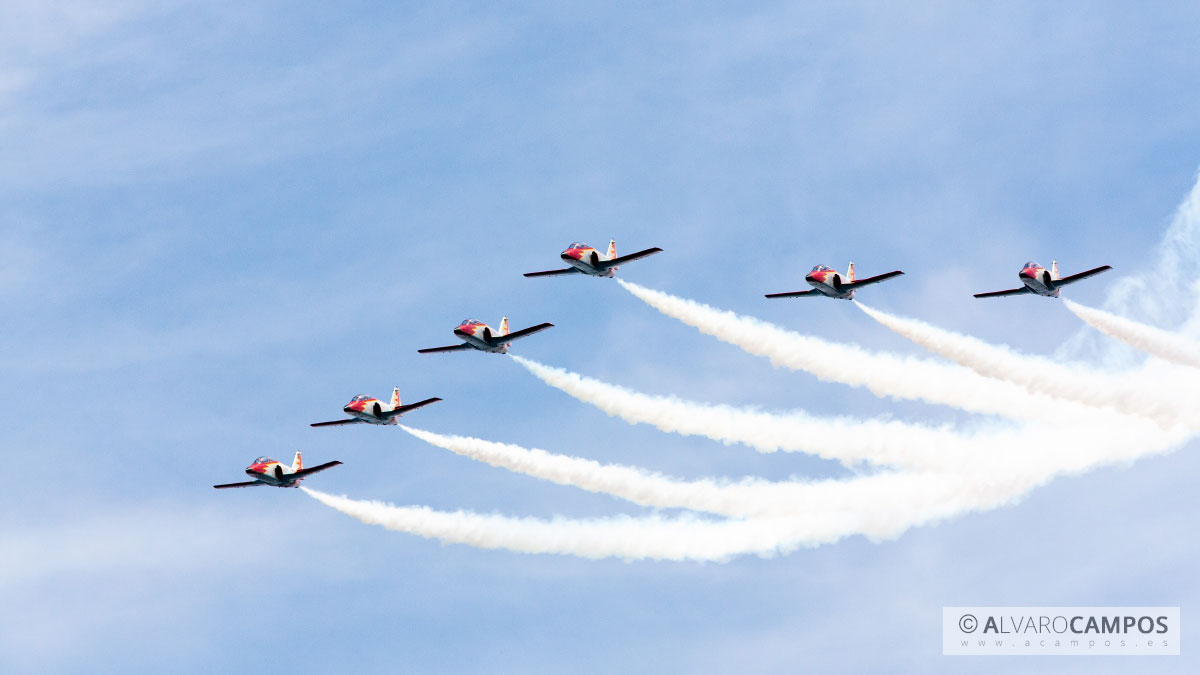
<box><xmin>567</xmin><ymin>242</ymin><xmax>590</xmax><ymax>250</ymax></box>
<box><xmin>459</xmin><ymin>319</ymin><xmax>484</xmax><ymax>326</ymax></box>
<box><xmin>252</xmin><ymin>456</ymin><xmax>273</xmax><ymax>464</ymax></box>
<box><xmin>1022</xmin><ymin>261</ymin><xmax>1040</xmax><ymax>269</ymax></box>
<box><xmin>810</xmin><ymin>265</ymin><xmax>834</xmax><ymax>272</ymax></box>
<box><xmin>350</xmin><ymin>394</ymin><xmax>371</xmax><ymax>402</ymax></box>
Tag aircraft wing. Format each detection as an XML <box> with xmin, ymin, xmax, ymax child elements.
<box><xmin>501</xmin><ymin>322</ymin><xmax>554</xmax><ymax>342</ymax></box>
<box><xmin>524</xmin><ymin>268</ymin><xmax>580</xmax><ymax>278</ymax></box>
<box><xmin>383</xmin><ymin>397</ymin><xmax>443</xmax><ymax>418</ymax></box>
<box><xmin>418</xmin><ymin>344</ymin><xmax>474</xmax><ymax>354</ymax></box>
<box><xmin>1055</xmin><ymin>265</ymin><xmax>1112</xmax><ymax>287</ymax></box>
<box><xmin>765</xmin><ymin>289</ymin><xmax>822</xmax><ymax>298</ymax></box>
<box><xmin>844</xmin><ymin>270</ymin><xmax>904</xmax><ymax>289</ymax></box>
<box><xmin>213</xmin><ymin>481</ymin><xmax>262</xmax><ymax>489</ymax></box>
<box><xmin>310</xmin><ymin>418</ymin><xmax>365</xmax><ymax>428</ymax></box>
<box><xmin>293</xmin><ymin>460</ymin><xmax>343</xmax><ymax>479</ymax></box>
<box><xmin>600</xmin><ymin>247</ymin><xmax>664</xmax><ymax>268</ymax></box>
<box><xmin>973</xmin><ymin>287</ymin><xmax>1034</xmax><ymax>298</ymax></box>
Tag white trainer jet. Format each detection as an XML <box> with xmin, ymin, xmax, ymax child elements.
<box><xmin>311</xmin><ymin>388</ymin><xmax>441</xmax><ymax>427</ymax></box>
<box><xmin>213</xmin><ymin>452</ymin><xmax>341</xmax><ymax>489</ymax></box>
<box><xmin>524</xmin><ymin>239</ymin><xmax>662</xmax><ymax>278</ymax></box>
<box><xmin>418</xmin><ymin>316</ymin><xmax>553</xmax><ymax>355</ymax></box>
<box><xmin>766</xmin><ymin>262</ymin><xmax>904</xmax><ymax>300</ymax></box>
<box><xmin>974</xmin><ymin>260</ymin><xmax>1111</xmax><ymax>298</ymax></box>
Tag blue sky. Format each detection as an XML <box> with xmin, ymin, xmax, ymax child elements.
<box><xmin>3</xmin><ymin>1</ymin><xmax>1200</xmax><ymax>672</ymax></box>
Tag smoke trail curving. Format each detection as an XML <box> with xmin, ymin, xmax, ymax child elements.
<box><xmin>855</xmin><ymin>302</ymin><xmax>1199</xmax><ymax>430</ymax></box>
<box><xmin>402</xmin><ymin>424</ymin><xmax>892</xmax><ymax>517</ymax></box>
<box><xmin>1064</xmin><ymin>298</ymin><xmax>1200</xmax><ymax>369</ymax></box>
<box><xmin>303</xmin><ymin>486</ymin><xmax>862</xmax><ymax>561</ymax></box>
<box><xmin>306</xmin><ymin>416</ymin><xmax>1189</xmax><ymax>561</ymax></box>
<box><xmin>510</xmin><ymin>354</ymin><xmax>1012</xmax><ymax>471</ymax></box>
<box><xmin>617</xmin><ymin>279</ymin><xmax>1123</xmax><ymax>425</ymax></box>
<box><xmin>401</xmin><ymin>417</ymin><xmax>1173</xmax><ymax>519</ymax></box>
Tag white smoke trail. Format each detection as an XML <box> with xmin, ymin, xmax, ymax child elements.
<box><xmin>1064</xmin><ymin>298</ymin><xmax>1200</xmax><ymax>369</ymax></box>
<box><xmin>855</xmin><ymin>302</ymin><xmax>1199</xmax><ymax>431</ymax></box>
<box><xmin>402</xmin><ymin>424</ymin><xmax>893</xmax><ymax>517</ymax></box>
<box><xmin>303</xmin><ymin>486</ymin><xmax>863</xmax><ymax>561</ymax></box>
<box><xmin>401</xmin><ymin>418</ymin><xmax>1175</xmax><ymax>519</ymax></box>
<box><xmin>305</xmin><ymin>417</ymin><xmax>1189</xmax><ymax>560</ymax></box>
<box><xmin>510</xmin><ymin>354</ymin><xmax>1022</xmax><ymax>471</ymax></box>
<box><xmin>617</xmin><ymin>279</ymin><xmax>1127</xmax><ymax>426</ymax></box>
<box><xmin>1060</xmin><ymin>171</ymin><xmax>1200</xmax><ymax>367</ymax></box>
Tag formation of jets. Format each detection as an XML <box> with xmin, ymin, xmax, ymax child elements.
<box><xmin>214</xmin><ymin>238</ymin><xmax>1111</xmax><ymax>489</ymax></box>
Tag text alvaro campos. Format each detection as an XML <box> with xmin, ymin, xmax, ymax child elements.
<box><xmin>943</xmin><ymin>607</ymin><xmax>1179</xmax><ymax>655</ymax></box>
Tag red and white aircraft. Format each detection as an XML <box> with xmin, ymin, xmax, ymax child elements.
<box><xmin>974</xmin><ymin>260</ymin><xmax>1112</xmax><ymax>298</ymax></box>
<box><xmin>311</xmin><ymin>388</ymin><xmax>441</xmax><ymax>427</ymax></box>
<box><xmin>418</xmin><ymin>316</ymin><xmax>553</xmax><ymax>354</ymax></box>
<box><xmin>524</xmin><ymin>239</ymin><xmax>662</xmax><ymax>278</ymax></box>
<box><xmin>213</xmin><ymin>451</ymin><xmax>341</xmax><ymax>489</ymax></box>
<box><xmin>765</xmin><ymin>262</ymin><xmax>904</xmax><ymax>300</ymax></box>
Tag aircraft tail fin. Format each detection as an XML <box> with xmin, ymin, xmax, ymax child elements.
<box><xmin>390</xmin><ymin>387</ymin><xmax>401</xmax><ymax>407</ymax></box>
<box><xmin>846</xmin><ymin>261</ymin><xmax>856</xmax><ymax>283</ymax></box>
<box><xmin>499</xmin><ymin>316</ymin><xmax>510</xmax><ymax>336</ymax></box>
<box><xmin>1051</xmin><ymin>259</ymin><xmax>1060</xmax><ymax>281</ymax></box>
<box><xmin>606</xmin><ymin>239</ymin><xmax>616</xmax><ymax>260</ymax></box>
<box><xmin>292</xmin><ymin>451</ymin><xmax>303</xmax><ymax>472</ymax></box>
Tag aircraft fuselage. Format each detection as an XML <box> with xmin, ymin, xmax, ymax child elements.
<box><xmin>244</xmin><ymin>460</ymin><xmax>301</xmax><ymax>487</ymax></box>
<box><xmin>343</xmin><ymin>403</ymin><xmax>399</xmax><ymax>425</ymax></box>
<box><xmin>454</xmin><ymin>325</ymin><xmax>509</xmax><ymax>353</ymax></box>
<box><xmin>1018</xmin><ymin>265</ymin><xmax>1060</xmax><ymax>297</ymax></box>
<box><xmin>562</xmin><ymin>247</ymin><xmax>615</xmax><ymax>277</ymax></box>
<box><xmin>805</xmin><ymin>269</ymin><xmax>856</xmax><ymax>300</ymax></box>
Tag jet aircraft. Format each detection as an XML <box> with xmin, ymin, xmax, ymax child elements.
<box><xmin>524</xmin><ymin>239</ymin><xmax>662</xmax><ymax>278</ymax></box>
<box><xmin>213</xmin><ymin>452</ymin><xmax>341</xmax><ymax>489</ymax></box>
<box><xmin>974</xmin><ymin>260</ymin><xmax>1112</xmax><ymax>298</ymax></box>
<box><xmin>311</xmin><ymin>388</ymin><xmax>441</xmax><ymax>427</ymax></box>
<box><xmin>765</xmin><ymin>262</ymin><xmax>904</xmax><ymax>300</ymax></box>
<box><xmin>418</xmin><ymin>316</ymin><xmax>553</xmax><ymax>354</ymax></box>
